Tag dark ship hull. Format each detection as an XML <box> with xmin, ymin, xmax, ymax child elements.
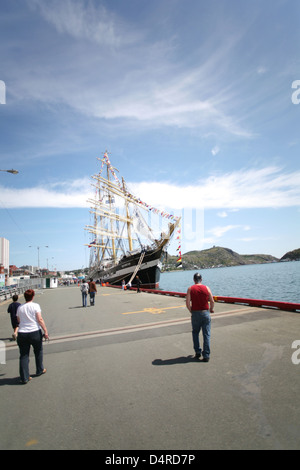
<box><xmin>94</xmin><ymin>246</ymin><xmax>164</xmax><ymax>289</ymax></box>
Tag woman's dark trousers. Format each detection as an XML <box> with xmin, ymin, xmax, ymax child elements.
<box><xmin>17</xmin><ymin>330</ymin><xmax>44</xmax><ymax>383</ymax></box>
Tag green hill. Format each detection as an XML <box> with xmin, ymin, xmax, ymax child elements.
<box><xmin>164</xmin><ymin>246</ymin><xmax>279</xmax><ymax>270</ymax></box>
<box><xmin>281</xmin><ymin>248</ymin><xmax>300</xmax><ymax>261</ymax></box>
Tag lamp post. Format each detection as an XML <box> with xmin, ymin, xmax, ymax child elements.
<box><xmin>29</xmin><ymin>245</ymin><xmax>49</xmax><ymax>273</ymax></box>
<box><xmin>0</xmin><ymin>169</ymin><xmax>19</xmax><ymax>174</ymax></box>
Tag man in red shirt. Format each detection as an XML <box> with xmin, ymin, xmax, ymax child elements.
<box><xmin>186</xmin><ymin>273</ymin><xmax>214</xmax><ymax>361</ymax></box>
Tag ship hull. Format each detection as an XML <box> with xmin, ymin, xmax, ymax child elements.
<box><xmin>91</xmin><ymin>247</ymin><xmax>164</xmax><ymax>289</ymax></box>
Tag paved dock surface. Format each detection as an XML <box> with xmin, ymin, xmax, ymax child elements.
<box><xmin>0</xmin><ymin>285</ymin><xmax>299</xmax><ymax>450</ymax></box>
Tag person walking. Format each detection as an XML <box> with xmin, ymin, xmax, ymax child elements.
<box><xmin>16</xmin><ymin>289</ymin><xmax>48</xmax><ymax>384</ymax></box>
<box><xmin>88</xmin><ymin>278</ymin><xmax>97</xmax><ymax>306</ymax></box>
<box><xmin>7</xmin><ymin>294</ymin><xmax>21</xmax><ymax>340</ymax></box>
<box><xmin>80</xmin><ymin>279</ymin><xmax>89</xmax><ymax>307</ymax></box>
<box><xmin>135</xmin><ymin>276</ymin><xmax>141</xmax><ymax>293</ymax></box>
<box><xmin>186</xmin><ymin>273</ymin><xmax>214</xmax><ymax>362</ymax></box>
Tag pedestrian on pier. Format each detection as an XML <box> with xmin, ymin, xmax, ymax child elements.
<box><xmin>88</xmin><ymin>278</ymin><xmax>97</xmax><ymax>306</ymax></box>
<box><xmin>186</xmin><ymin>273</ymin><xmax>214</xmax><ymax>362</ymax></box>
<box><xmin>7</xmin><ymin>294</ymin><xmax>21</xmax><ymax>341</ymax></box>
<box><xmin>135</xmin><ymin>276</ymin><xmax>141</xmax><ymax>293</ymax></box>
<box><xmin>80</xmin><ymin>279</ymin><xmax>89</xmax><ymax>307</ymax></box>
<box><xmin>16</xmin><ymin>289</ymin><xmax>48</xmax><ymax>384</ymax></box>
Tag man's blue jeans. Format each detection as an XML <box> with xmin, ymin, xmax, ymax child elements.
<box><xmin>191</xmin><ymin>310</ymin><xmax>211</xmax><ymax>358</ymax></box>
<box><xmin>89</xmin><ymin>292</ymin><xmax>95</xmax><ymax>306</ymax></box>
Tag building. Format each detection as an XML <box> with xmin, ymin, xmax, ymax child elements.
<box><xmin>0</xmin><ymin>237</ymin><xmax>9</xmax><ymax>274</ymax></box>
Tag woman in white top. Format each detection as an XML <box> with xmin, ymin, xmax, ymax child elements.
<box><xmin>17</xmin><ymin>289</ymin><xmax>49</xmax><ymax>384</ymax></box>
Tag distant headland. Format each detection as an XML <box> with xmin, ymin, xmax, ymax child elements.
<box><xmin>164</xmin><ymin>246</ymin><xmax>300</xmax><ymax>271</ymax></box>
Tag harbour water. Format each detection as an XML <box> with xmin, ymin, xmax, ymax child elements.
<box><xmin>160</xmin><ymin>261</ymin><xmax>300</xmax><ymax>303</ymax></box>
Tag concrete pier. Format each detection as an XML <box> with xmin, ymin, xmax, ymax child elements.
<box><xmin>0</xmin><ymin>285</ymin><xmax>299</xmax><ymax>450</ymax></box>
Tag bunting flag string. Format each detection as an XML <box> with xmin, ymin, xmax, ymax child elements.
<box><xmin>99</xmin><ymin>152</ymin><xmax>180</xmax><ymax>222</ymax></box>
<box><xmin>176</xmin><ymin>224</ymin><xmax>182</xmax><ymax>264</ymax></box>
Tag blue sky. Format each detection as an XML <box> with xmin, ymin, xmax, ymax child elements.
<box><xmin>0</xmin><ymin>0</ymin><xmax>299</xmax><ymax>271</ymax></box>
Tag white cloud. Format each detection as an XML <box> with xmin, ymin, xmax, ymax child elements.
<box><xmin>207</xmin><ymin>225</ymin><xmax>250</xmax><ymax>239</ymax></box>
<box><xmin>207</xmin><ymin>225</ymin><xmax>239</xmax><ymax>238</ymax></box>
<box><xmin>1</xmin><ymin>166</ymin><xmax>299</xmax><ymax>210</ymax></box>
<box><xmin>4</xmin><ymin>0</ymin><xmax>252</xmax><ymax>138</ymax></box>
<box><xmin>28</xmin><ymin>0</ymin><xmax>133</xmax><ymax>47</ymax></box>
<box><xmin>211</xmin><ymin>146</ymin><xmax>220</xmax><ymax>156</ymax></box>
<box><xmin>129</xmin><ymin>166</ymin><xmax>300</xmax><ymax>210</ymax></box>
<box><xmin>0</xmin><ymin>179</ymin><xmax>92</xmax><ymax>209</ymax></box>
<box><xmin>217</xmin><ymin>211</ymin><xmax>228</xmax><ymax>218</ymax></box>
<box><xmin>257</xmin><ymin>66</ymin><xmax>268</xmax><ymax>75</ymax></box>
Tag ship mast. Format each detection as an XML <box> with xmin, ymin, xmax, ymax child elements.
<box><xmin>86</xmin><ymin>151</ymin><xmax>136</xmax><ymax>261</ymax></box>
<box><xmin>123</xmin><ymin>177</ymin><xmax>133</xmax><ymax>252</ymax></box>
<box><xmin>105</xmin><ymin>158</ymin><xmax>116</xmax><ymax>261</ymax></box>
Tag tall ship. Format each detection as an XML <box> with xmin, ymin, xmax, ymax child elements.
<box><xmin>85</xmin><ymin>152</ymin><xmax>181</xmax><ymax>289</ymax></box>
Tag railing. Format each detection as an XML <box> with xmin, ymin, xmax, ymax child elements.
<box><xmin>0</xmin><ymin>279</ymin><xmax>43</xmax><ymax>303</ymax></box>
<box><xmin>108</xmin><ymin>284</ymin><xmax>300</xmax><ymax>312</ymax></box>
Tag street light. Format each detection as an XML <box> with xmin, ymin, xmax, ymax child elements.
<box><xmin>29</xmin><ymin>245</ymin><xmax>49</xmax><ymax>271</ymax></box>
<box><xmin>0</xmin><ymin>169</ymin><xmax>19</xmax><ymax>174</ymax></box>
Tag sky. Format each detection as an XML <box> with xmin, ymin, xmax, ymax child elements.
<box><xmin>0</xmin><ymin>0</ymin><xmax>299</xmax><ymax>272</ymax></box>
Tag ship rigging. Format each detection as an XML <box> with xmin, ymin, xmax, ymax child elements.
<box><xmin>85</xmin><ymin>151</ymin><xmax>181</xmax><ymax>289</ymax></box>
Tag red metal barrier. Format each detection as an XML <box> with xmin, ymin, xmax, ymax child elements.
<box><xmin>107</xmin><ymin>284</ymin><xmax>299</xmax><ymax>312</ymax></box>
<box><xmin>213</xmin><ymin>296</ymin><xmax>300</xmax><ymax>312</ymax></box>
<box><xmin>139</xmin><ymin>288</ymin><xmax>186</xmax><ymax>298</ymax></box>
